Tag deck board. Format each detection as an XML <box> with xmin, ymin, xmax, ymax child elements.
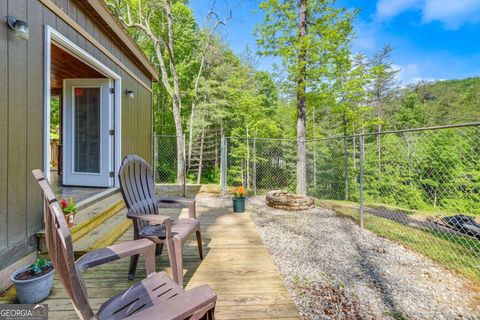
<box><xmin>1</xmin><ymin>197</ymin><xmax>300</xmax><ymax>319</ymax></box>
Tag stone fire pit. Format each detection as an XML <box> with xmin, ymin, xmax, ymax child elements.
<box><xmin>266</xmin><ymin>190</ymin><xmax>315</xmax><ymax>211</ymax></box>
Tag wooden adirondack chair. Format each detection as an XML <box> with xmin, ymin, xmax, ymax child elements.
<box><xmin>32</xmin><ymin>169</ymin><xmax>216</xmax><ymax>320</ymax></box>
<box><xmin>118</xmin><ymin>155</ymin><xmax>202</xmax><ymax>286</ymax></box>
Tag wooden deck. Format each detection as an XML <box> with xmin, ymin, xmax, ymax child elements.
<box><xmin>1</xmin><ymin>196</ymin><xmax>300</xmax><ymax>319</ymax></box>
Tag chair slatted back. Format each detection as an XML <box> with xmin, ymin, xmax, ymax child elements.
<box><xmin>32</xmin><ymin>170</ymin><xmax>95</xmax><ymax>320</ymax></box>
<box><xmin>118</xmin><ymin>155</ymin><xmax>158</xmax><ymax>231</ymax></box>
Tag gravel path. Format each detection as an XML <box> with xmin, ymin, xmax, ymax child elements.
<box><xmin>242</xmin><ymin>196</ymin><xmax>480</xmax><ymax>320</ymax></box>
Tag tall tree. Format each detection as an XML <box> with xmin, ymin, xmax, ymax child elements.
<box><xmin>187</xmin><ymin>5</ymin><xmax>231</xmax><ymax>170</ymax></box>
<box><xmin>256</xmin><ymin>0</ymin><xmax>356</xmax><ymax>194</ymax></box>
<box><xmin>369</xmin><ymin>45</ymin><xmax>399</xmax><ymax>170</ymax></box>
<box><xmin>108</xmin><ymin>0</ymin><xmax>188</xmax><ymax>183</ymax></box>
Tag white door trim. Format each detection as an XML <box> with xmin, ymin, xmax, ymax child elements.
<box><xmin>44</xmin><ymin>25</ymin><xmax>122</xmax><ymax>187</ymax></box>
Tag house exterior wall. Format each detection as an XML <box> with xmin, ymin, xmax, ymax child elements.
<box><xmin>0</xmin><ymin>0</ymin><xmax>153</xmax><ymax>277</ymax></box>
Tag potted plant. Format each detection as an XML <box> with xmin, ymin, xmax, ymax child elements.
<box><xmin>232</xmin><ymin>186</ymin><xmax>246</xmax><ymax>213</ymax></box>
<box><xmin>60</xmin><ymin>196</ymin><xmax>77</xmax><ymax>228</ymax></box>
<box><xmin>10</xmin><ymin>258</ymin><xmax>55</xmax><ymax>304</ymax></box>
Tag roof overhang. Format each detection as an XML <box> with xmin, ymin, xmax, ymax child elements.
<box><xmin>78</xmin><ymin>0</ymin><xmax>159</xmax><ymax>82</ymax></box>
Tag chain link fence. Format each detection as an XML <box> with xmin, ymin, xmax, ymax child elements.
<box><xmin>155</xmin><ymin>123</ymin><xmax>480</xmax><ymax>282</ymax></box>
<box><xmin>312</xmin><ymin>124</ymin><xmax>480</xmax><ymax>284</ymax></box>
<box><xmin>223</xmin><ymin>124</ymin><xmax>480</xmax><ymax>283</ymax></box>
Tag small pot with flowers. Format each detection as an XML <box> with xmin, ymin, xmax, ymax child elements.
<box><xmin>232</xmin><ymin>186</ymin><xmax>246</xmax><ymax>213</ymax></box>
<box><xmin>10</xmin><ymin>258</ymin><xmax>55</xmax><ymax>303</ymax></box>
<box><xmin>60</xmin><ymin>196</ymin><xmax>77</xmax><ymax>228</ymax></box>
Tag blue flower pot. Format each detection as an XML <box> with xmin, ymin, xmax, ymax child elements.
<box><xmin>11</xmin><ymin>265</ymin><xmax>55</xmax><ymax>304</ymax></box>
<box><xmin>232</xmin><ymin>197</ymin><xmax>245</xmax><ymax>213</ymax></box>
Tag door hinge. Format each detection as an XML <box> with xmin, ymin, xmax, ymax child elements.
<box><xmin>110</xmin><ymin>87</ymin><xmax>115</xmax><ymax>94</ymax></box>
<box><xmin>109</xmin><ymin>171</ymin><xmax>115</xmax><ymax>178</ymax></box>
<box><xmin>109</xmin><ymin>129</ymin><xmax>115</xmax><ymax>136</ymax></box>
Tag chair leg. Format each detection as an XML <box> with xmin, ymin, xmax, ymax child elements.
<box><xmin>155</xmin><ymin>243</ymin><xmax>164</xmax><ymax>256</ymax></box>
<box><xmin>128</xmin><ymin>254</ymin><xmax>140</xmax><ymax>280</ymax></box>
<box><xmin>174</xmin><ymin>237</ymin><xmax>184</xmax><ymax>287</ymax></box>
<box><xmin>208</xmin><ymin>308</ymin><xmax>215</xmax><ymax>320</ymax></box>
<box><xmin>166</xmin><ymin>239</ymin><xmax>179</xmax><ymax>284</ymax></box>
<box><xmin>144</xmin><ymin>244</ymin><xmax>156</xmax><ymax>277</ymax></box>
<box><xmin>188</xmin><ymin>200</ymin><xmax>196</xmax><ymax>218</ymax></box>
<box><xmin>196</xmin><ymin>229</ymin><xmax>204</xmax><ymax>260</ymax></box>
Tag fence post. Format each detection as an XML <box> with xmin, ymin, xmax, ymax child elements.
<box><xmin>359</xmin><ymin>134</ymin><xmax>365</xmax><ymax>229</ymax></box>
<box><xmin>253</xmin><ymin>134</ymin><xmax>257</xmax><ymax>196</ymax></box>
<box><xmin>153</xmin><ymin>134</ymin><xmax>158</xmax><ymax>184</ymax></box>
<box><xmin>220</xmin><ymin>135</ymin><xmax>226</xmax><ymax>196</ymax></box>
<box><xmin>183</xmin><ymin>133</ymin><xmax>186</xmax><ymax>197</ymax></box>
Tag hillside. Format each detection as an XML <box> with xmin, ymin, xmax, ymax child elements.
<box><xmin>388</xmin><ymin>77</ymin><xmax>480</xmax><ymax>129</ymax></box>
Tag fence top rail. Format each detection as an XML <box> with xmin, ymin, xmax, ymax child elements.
<box><xmin>155</xmin><ymin>121</ymin><xmax>480</xmax><ymax>143</ymax></box>
<box><xmin>352</xmin><ymin>121</ymin><xmax>480</xmax><ymax>138</ymax></box>
<box><xmin>225</xmin><ymin>136</ymin><xmax>300</xmax><ymax>142</ymax></box>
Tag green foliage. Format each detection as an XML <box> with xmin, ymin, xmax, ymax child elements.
<box><xmin>29</xmin><ymin>258</ymin><xmax>52</xmax><ymax>275</ymax></box>
<box><xmin>114</xmin><ymin>1</ymin><xmax>480</xmax><ymax>215</ymax></box>
<box><xmin>50</xmin><ymin>98</ymin><xmax>60</xmax><ymax>140</ymax></box>
<box><xmin>255</xmin><ymin>0</ymin><xmax>357</xmax><ymax>90</ymax></box>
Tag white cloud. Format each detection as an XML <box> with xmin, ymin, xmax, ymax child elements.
<box><xmin>352</xmin><ymin>20</ymin><xmax>378</xmax><ymax>52</ymax></box>
<box><xmin>376</xmin><ymin>0</ymin><xmax>480</xmax><ymax>29</ymax></box>
<box><xmin>377</xmin><ymin>0</ymin><xmax>421</xmax><ymax>19</ymax></box>
<box><xmin>422</xmin><ymin>0</ymin><xmax>480</xmax><ymax>29</ymax></box>
<box><xmin>392</xmin><ymin>63</ymin><xmax>440</xmax><ymax>84</ymax></box>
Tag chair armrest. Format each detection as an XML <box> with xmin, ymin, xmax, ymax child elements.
<box><xmin>124</xmin><ymin>285</ymin><xmax>217</xmax><ymax>320</ymax></box>
<box><xmin>157</xmin><ymin>196</ymin><xmax>197</xmax><ymax>219</ymax></box>
<box><xmin>127</xmin><ymin>212</ymin><xmax>171</xmax><ymax>225</ymax></box>
<box><xmin>127</xmin><ymin>212</ymin><xmax>174</xmax><ymax>239</ymax></box>
<box><xmin>76</xmin><ymin>238</ymin><xmax>156</xmax><ymax>275</ymax></box>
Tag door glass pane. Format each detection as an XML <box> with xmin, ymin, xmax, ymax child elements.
<box><xmin>74</xmin><ymin>87</ymin><xmax>101</xmax><ymax>173</ymax></box>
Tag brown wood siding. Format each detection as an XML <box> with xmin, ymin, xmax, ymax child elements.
<box><xmin>26</xmin><ymin>0</ymin><xmax>46</xmax><ymax>236</ymax></box>
<box><xmin>7</xmin><ymin>0</ymin><xmax>28</xmax><ymax>247</ymax></box>
<box><xmin>0</xmin><ymin>0</ymin><xmax>8</xmax><ymax>251</ymax></box>
<box><xmin>0</xmin><ymin>0</ymin><xmax>153</xmax><ymax>271</ymax></box>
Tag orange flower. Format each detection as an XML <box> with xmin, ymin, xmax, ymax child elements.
<box><xmin>234</xmin><ymin>186</ymin><xmax>245</xmax><ymax>198</ymax></box>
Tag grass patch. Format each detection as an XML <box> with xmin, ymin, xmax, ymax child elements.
<box><xmin>324</xmin><ymin>199</ymin><xmax>478</xmax><ymax>218</ymax></box>
<box><xmin>318</xmin><ymin>199</ymin><xmax>480</xmax><ymax>284</ymax></box>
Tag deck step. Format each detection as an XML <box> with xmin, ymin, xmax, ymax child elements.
<box><xmin>36</xmin><ymin>193</ymin><xmax>127</xmax><ymax>254</ymax></box>
<box><xmin>73</xmin><ymin>208</ymin><xmax>132</xmax><ymax>259</ymax></box>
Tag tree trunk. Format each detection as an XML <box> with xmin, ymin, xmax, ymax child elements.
<box><xmin>196</xmin><ymin>121</ymin><xmax>205</xmax><ymax>185</ymax></box>
<box><xmin>172</xmin><ymin>97</ymin><xmax>185</xmax><ymax>184</ymax></box>
<box><xmin>376</xmin><ymin>98</ymin><xmax>382</xmax><ymax>172</ymax></box>
<box><xmin>164</xmin><ymin>1</ymin><xmax>185</xmax><ymax>184</ymax></box>
<box><xmin>296</xmin><ymin>0</ymin><xmax>308</xmax><ymax>195</ymax></box>
<box><xmin>343</xmin><ymin>113</ymin><xmax>349</xmax><ymax>201</ymax></box>
<box><xmin>214</xmin><ymin>127</ymin><xmax>218</xmax><ymax>169</ymax></box>
<box><xmin>246</xmin><ymin>126</ymin><xmax>250</xmax><ymax>189</ymax></box>
<box><xmin>187</xmin><ymin>101</ymin><xmax>196</xmax><ymax>169</ymax></box>
<box><xmin>312</xmin><ymin>110</ymin><xmax>317</xmax><ymax>190</ymax></box>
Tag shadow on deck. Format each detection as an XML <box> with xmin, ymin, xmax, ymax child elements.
<box><xmin>1</xmin><ymin>195</ymin><xmax>300</xmax><ymax>320</ymax></box>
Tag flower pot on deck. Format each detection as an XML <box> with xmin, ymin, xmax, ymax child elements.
<box><xmin>65</xmin><ymin>213</ymin><xmax>75</xmax><ymax>228</ymax></box>
<box><xmin>10</xmin><ymin>265</ymin><xmax>55</xmax><ymax>304</ymax></box>
<box><xmin>232</xmin><ymin>197</ymin><xmax>245</xmax><ymax>213</ymax></box>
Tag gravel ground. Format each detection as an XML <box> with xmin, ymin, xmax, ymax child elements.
<box><xmin>239</xmin><ymin>196</ymin><xmax>480</xmax><ymax>320</ymax></box>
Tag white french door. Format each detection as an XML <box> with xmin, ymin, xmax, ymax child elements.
<box><xmin>62</xmin><ymin>79</ymin><xmax>112</xmax><ymax>187</ymax></box>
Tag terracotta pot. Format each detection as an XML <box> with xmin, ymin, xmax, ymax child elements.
<box><xmin>64</xmin><ymin>213</ymin><xmax>75</xmax><ymax>228</ymax></box>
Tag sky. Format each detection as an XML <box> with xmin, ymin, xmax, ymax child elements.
<box><xmin>189</xmin><ymin>0</ymin><xmax>480</xmax><ymax>84</ymax></box>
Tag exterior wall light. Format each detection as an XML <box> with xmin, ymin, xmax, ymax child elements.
<box><xmin>124</xmin><ymin>89</ymin><xmax>135</xmax><ymax>99</ymax></box>
<box><xmin>5</xmin><ymin>16</ymin><xmax>29</xmax><ymax>40</ymax></box>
